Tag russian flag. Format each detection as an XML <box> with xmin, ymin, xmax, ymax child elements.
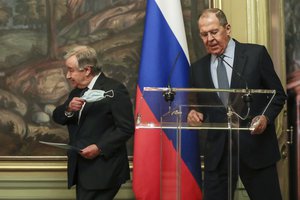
<box><xmin>133</xmin><ymin>0</ymin><xmax>202</xmax><ymax>199</ymax></box>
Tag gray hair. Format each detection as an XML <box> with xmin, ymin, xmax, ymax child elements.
<box><xmin>200</xmin><ymin>8</ymin><xmax>228</xmax><ymax>26</ymax></box>
<box><xmin>64</xmin><ymin>45</ymin><xmax>102</xmax><ymax>74</ymax></box>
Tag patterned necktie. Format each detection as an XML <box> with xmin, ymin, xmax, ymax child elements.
<box><xmin>217</xmin><ymin>55</ymin><xmax>229</xmax><ymax>106</ymax></box>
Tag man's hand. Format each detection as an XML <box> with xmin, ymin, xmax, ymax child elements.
<box><xmin>80</xmin><ymin>144</ymin><xmax>101</xmax><ymax>159</ymax></box>
<box><xmin>250</xmin><ymin>115</ymin><xmax>268</xmax><ymax>135</ymax></box>
<box><xmin>187</xmin><ymin>109</ymin><xmax>204</xmax><ymax>126</ymax></box>
<box><xmin>67</xmin><ymin>97</ymin><xmax>86</xmax><ymax>112</ymax></box>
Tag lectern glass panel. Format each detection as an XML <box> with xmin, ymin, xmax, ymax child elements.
<box><xmin>135</xmin><ymin>87</ymin><xmax>275</xmax><ymax>200</ymax></box>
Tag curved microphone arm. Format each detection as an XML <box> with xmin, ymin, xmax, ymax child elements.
<box><xmin>231</xmin><ymin>106</ymin><xmax>251</xmax><ymax>121</ymax></box>
<box><xmin>163</xmin><ymin>51</ymin><xmax>181</xmax><ymax>104</ymax></box>
<box><xmin>218</xmin><ymin>54</ymin><xmax>252</xmax><ymax>119</ymax></box>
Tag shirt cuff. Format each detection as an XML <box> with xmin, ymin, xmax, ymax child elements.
<box><xmin>64</xmin><ymin>111</ymin><xmax>74</xmax><ymax>118</ymax></box>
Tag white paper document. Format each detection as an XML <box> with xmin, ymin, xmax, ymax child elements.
<box><xmin>39</xmin><ymin>141</ymin><xmax>82</xmax><ymax>152</ymax></box>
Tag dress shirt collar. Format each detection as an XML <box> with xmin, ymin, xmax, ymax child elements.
<box><xmin>211</xmin><ymin>38</ymin><xmax>235</xmax><ymax>62</ymax></box>
<box><xmin>87</xmin><ymin>73</ymin><xmax>101</xmax><ymax>89</ymax></box>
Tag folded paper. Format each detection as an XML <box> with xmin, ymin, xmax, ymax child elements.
<box><xmin>39</xmin><ymin>141</ymin><xmax>82</xmax><ymax>152</ymax></box>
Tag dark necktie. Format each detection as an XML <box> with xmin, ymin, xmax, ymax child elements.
<box><xmin>78</xmin><ymin>87</ymin><xmax>89</xmax><ymax>123</ymax></box>
<box><xmin>217</xmin><ymin>55</ymin><xmax>229</xmax><ymax>106</ymax></box>
<box><xmin>79</xmin><ymin>87</ymin><xmax>89</xmax><ymax>97</ymax></box>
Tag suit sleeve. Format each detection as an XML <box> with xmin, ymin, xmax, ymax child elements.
<box><xmin>96</xmin><ymin>83</ymin><xmax>135</xmax><ymax>158</ymax></box>
<box><xmin>52</xmin><ymin>90</ymin><xmax>79</xmax><ymax>125</ymax></box>
<box><xmin>259</xmin><ymin>46</ymin><xmax>286</xmax><ymax>122</ymax></box>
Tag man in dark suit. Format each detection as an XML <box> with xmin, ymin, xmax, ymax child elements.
<box><xmin>187</xmin><ymin>8</ymin><xmax>286</xmax><ymax>200</ymax></box>
<box><xmin>52</xmin><ymin>45</ymin><xmax>134</xmax><ymax>200</ymax></box>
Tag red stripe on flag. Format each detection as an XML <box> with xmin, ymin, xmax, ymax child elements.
<box><xmin>133</xmin><ymin>87</ymin><xmax>202</xmax><ymax>199</ymax></box>
<box><xmin>133</xmin><ymin>86</ymin><xmax>161</xmax><ymax>199</ymax></box>
<box><xmin>160</xmin><ymin>129</ymin><xmax>202</xmax><ymax>200</ymax></box>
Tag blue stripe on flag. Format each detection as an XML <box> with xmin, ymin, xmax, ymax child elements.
<box><xmin>138</xmin><ymin>0</ymin><xmax>201</xmax><ymax>186</ymax></box>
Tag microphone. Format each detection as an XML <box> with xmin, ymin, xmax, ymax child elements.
<box><xmin>163</xmin><ymin>51</ymin><xmax>181</xmax><ymax>105</ymax></box>
<box><xmin>217</xmin><ymin>54</ymin><xmax>252</xmax><ymax>107</ymax></box>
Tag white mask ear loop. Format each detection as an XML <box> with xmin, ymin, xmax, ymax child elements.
<box><xmin>104</xmin><ymin>90</ymin><xmax>114</xmax><ymax>98</ymax></box>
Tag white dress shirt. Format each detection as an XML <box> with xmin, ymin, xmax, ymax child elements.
<box><xmin>210</xmin><ymin>38</ymin><xmax>235</xmax><ymax>88</ymax></box>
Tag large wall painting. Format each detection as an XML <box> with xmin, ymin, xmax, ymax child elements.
<box><xmin>0</xmin><ymin>0</ymin><xmax>208</xmax><ymax>156</ymax></box>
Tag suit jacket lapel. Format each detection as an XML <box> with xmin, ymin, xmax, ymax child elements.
<box><xmin>231</xmin><ymin>40</ymin><xmax>247</xmax><ymax>89</ymax></box>
<box><xmin>203</xmin><ymin>55</ymin><xmax>216</xmax><ymax>89</ymax></box>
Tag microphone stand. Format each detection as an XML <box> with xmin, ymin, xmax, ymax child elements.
<box><xmin>163</xmin><ymin>85</ymin><xmax>176</xmax><ymax>111</ymax></box>
<box><xmin>163</xmin><ymin>52</ymin><xmax>181</xmax><ymax>110</ymax></box>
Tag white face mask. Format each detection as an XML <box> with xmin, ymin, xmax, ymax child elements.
<box><xmin>81</xmin><ymin>89</ymin><xmax>114</xmax><ymax>102</ymax></box>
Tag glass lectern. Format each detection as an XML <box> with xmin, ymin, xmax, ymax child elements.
<box><xmin>135</xmin><ymin>87</ymin><xmax>276</xmax><ymax>200</ymax></box>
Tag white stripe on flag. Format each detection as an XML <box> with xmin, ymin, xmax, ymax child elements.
<box><xmin>155</xmin><ymin>0</ymin><xmax>190</xmax><ymax>64</ymax></box>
